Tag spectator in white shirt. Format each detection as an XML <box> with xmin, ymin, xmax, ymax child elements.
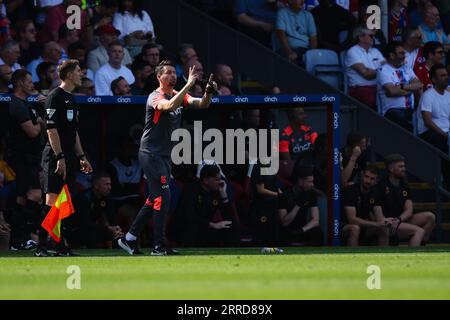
<box><xmin>87</xmin><ymin>24</ymin><xmax>133</xmax><ymax>73</ymax></box>
<box><xmin>377</xmin><ymin>41</ymin><xmax>423</xmax><ymax>131</ymax></box>
<box><xmin>0</xmin><ymin>40</ymin><xmax>21</xmax><ymax>72</ymax></box>
<box><xmin>113</xmin><ymin>0</ymin><xmax>155</xmax><ymax>47</ymax></box>
<box><xmin>402</xmin><ymin>26</ymin><xmax>425</xmax><ymax>72</ymax></box>
<box><xmin>94</xmin><ymin>41</ymin><xmax>135</xmax><ymax>96</ymax></box>
<box><xmin>418</xmin><ymin>64</ymin><xmax>450</xmax><ymax>189</ymax></box>
<box><xmin>345</xmin><ymin>26</ymin><xmax>385</xmax><ymax>109</ymax></box>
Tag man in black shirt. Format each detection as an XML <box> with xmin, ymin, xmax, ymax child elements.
<box><xmin>37</xmin><ymin>60</ymin><xmax>93</xmax><ymax>257</ymax></box>
<box><xmin>278</xmin><ymin>166</ymin><xmax>323</xmax><ymax>246</ymax></box>
<box><xmin>342</xmin><ymin>164</ymin><xmax>389</xmax><ymax>246</ymax></box>
<box><xmin>66</xmin><ymin>172</ymin><xmax>123</xmax><ymax>249</ymax></box>
<box><xmin>375</xmin><ymin>154</ymin><xmax>435</xmax><ymax>246</ymax></box>
<box><xmin>118</xmin><ymin>60</ymin><xmax>218</xmax><ymax>256</ymax></box>
<box><xmin>175</xmin><ymin>165</ymin><xmax>240</xmax><ymax>247</ymax></box>
<box><xmin>5</xmin><ymin>69</ymin><xmax>45</xmax><ymax>249</ymax></box>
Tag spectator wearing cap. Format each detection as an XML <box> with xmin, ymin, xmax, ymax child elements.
<box><xmin>113</xmin><ymin>0</ymin><xmax>155</xmax><ymax>47</ymax></box>
<box><xmin>0</xmin><ymin>64</ymin><xmax>12</xmax><ymax>93</ymax></box>
<box><xmin>275</xmin><ymin>0</ymin><xmax>318</xmax><ymax>65</ymax></box>
<box><xmin>111</xmin><ymin>76</ymin><xmax>131</xmax><ymax>96</ymax></box>
<box><xmin>27</xmin><ymin>41</ymin><xmax>61</xmax><ymax>82</ymax></box>
<box><xmin>419</xmin><ymin>5</ymin><xmax>449</xmax><ymax>50</ymax></box>
<box><xmin>345</xmin><ymin>26</ymin><xmax>385</xmax><ymax>110</ymax></box>
<box><xmin>15</xmin><ymin>20</ymin><xmax>40</xmax><ymax>67</ymax></box>
<box><xmin>95</xmin><ymin>41</ymin><xmax>135</xmax><ymax>96</ymax></box>
<box><xmin>414</xmin><ymin>41</ymin><xmax>445</xmax><ymax>90</ymax></box>
<box><xmin>0</xmin><ymin>40</ymin><xmax>21</xmax><ymax>72</ymax></box>
<box><xmin>130</xmin><ymin>60</ymin><xmax>152</xmax><ymax>96</ymax></box>
<box><xmin>87</xmin><ymin>24</ymin><xmax>133</xmax><ymax>73</ymax></box>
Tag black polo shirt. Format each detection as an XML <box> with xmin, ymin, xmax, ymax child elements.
<box><xmin>375</xmin><ymin>178</ymin><xmax>411</xmax><ymax>218</ymax></box>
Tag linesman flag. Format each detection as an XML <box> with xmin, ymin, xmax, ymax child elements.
<box><xmin>41</xmin><ymin>184</ymin><xmax>75</xmax><ymax>242</ymax></box>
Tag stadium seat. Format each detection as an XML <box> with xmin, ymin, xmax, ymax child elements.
<box><xmin>304</xmin><ymin>49</ymin><xmax>344</xmax><ymax>90</ymax></box>
<box><xmin>339</xmin><ymin>50</ymin><xmax>348</xmax><ymax>94</ymax></box>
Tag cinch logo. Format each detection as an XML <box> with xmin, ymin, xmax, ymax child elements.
<box><xmin>333</xmin><ymin>112</ymin><xmax>339</xmax><ymax>129</ymax></box>
<box><xmin>87</xmin><ymin>97</ymin><xmax>101</xmax><ymax>103</ymax></box>
<box><xmin>322</xmin><ymin>96</ymin><xmax>336</xmax><ymax>102</ymax></box>
<box><xmin>211</xmin><ymin>97</ymin><xmax>220</xmax><ymax>103</ymax></box>
<box><xmin>0</xmin><ymin>96</ymin><xmax>11</xmax><ymax>102</ymax></box>
<box><xmin>293</xmin><ymin>96</ymin><xmax>307</xmax><ymax>102</ymax></box>
<box><xmin>334</xmin><ymin>148</ymin><xmax>339</xmax><ymax>165</ymax></box>
<box><xmin>334</xmin><ymin>183</ymin><xmax>339</xmax><ymax>201</ymax></box>
<box><xmin>28</xmin><ymin>96</ymin><xmax>39</xmax><ymax>102</ymax></box>
<box><xmin>264</xmin><ymin>96</ymin><xmax>277</xmax><ymax>102</ymax></box>
<box><xmin>117</xmin><ymin>97</ymin><xmax>131</xmax><ymax>103</ymax></box>
<box><xmin>334</xmin><ymin>219</ymin><xmax>339</xmax><ymax>236</ymax></box>
<box><xmin>234</xmin><ymin>97</ymin><xmax>248</xmax><ymax>103</ymax></box>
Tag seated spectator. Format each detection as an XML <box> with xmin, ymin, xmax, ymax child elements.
<box><xmin>175</xmin><ymin>59</ymin><xmax>205</xmax><ymax>92</ymax></box>
<box><xmin>403</xmin><ymin>26</ymin><xmax>425</xmax><ymax>72</ymax></box>
<box><xmin>0</xmin><ymin>40</ymin><xmax>21</xmax><ymax>72</ymax></box>
<box><xmin>43</xmin><ymin>0</ymin><xmax>90</xmax><ymax>43</ymax></box>
<box><xmin>345</xmin><ymin>26</ymin><xmax>385</xmax><ymax>109</ymax></box>
<box><xmin>66</xmin><ymin>172</ymin><xmax>123</xmax><ymax>249</ymax></box>
<box><xmin>340</xmin><ymin>131</ymin><xmax>370</xmax><ymax>187</ymax></box>
<box><xmin>311</xmin><ymin>0</ymin><xmax>355</xmax><ymax>52</ymax></box>
<box><xmin>414</xmin><ymin>41</ymin><xmax>445</xmax><ymax>90</ymax></box>
<box><xmin>27</xmin><ymin>41</ymin><xmax>61</xmax><ymax>82</ymax></box>
<box><xmin>94</xmin><ymin>41</ymin><xmax>135</xmax><ymax>96</ymax></box>
<box><xmin>234</xmin><ymin>0</ymin><xmax>277</xmax><ymax>48</ymax></box>
<box><xmin>76</xmin><ymin>77</ymin><xmax>95</xmax><ymax>96</ymax></box>
<box><xmin>377</xmin><ymin>41</ymin><xmax>423</xmax><ymax>131</ymax></box>
<box><xmin>417</xmin><ymin>64</ymin><xmax>450</xmax><ymax>188</ymax></box>
<box><xmin>279</xmin><ymin>107</ymin><xmax>318</xmax><ymax>161</ymax></box>
<box><xmin>213</xmin><ymin>63</ymin><xmax>240</xmax><ymax>95</ymax></box>
<box><xmin>0</xmin><ymin>64</ymin><xmax>12</xmax><ymax>94</ymax></box>
<box><xmin>136</xmin><ymin>43</ymin><xmax>161</xmax><ymax>93</ymax></box>
<box><xmin>375</xmin><ymin>154</ymin><xmax>435</xmax><ymax>246</ymax></box>
<box><xmin>87</xmin><ymin>24</ymin><xmax>133</xmax><ymax>73</ymax></box>
<box><xmin>278</xmin><ymin>165</ymin><xmax>323</xmax><ymax>246</ymax></box>
<box><xmin>275</xmin><ymin>0</ymin><xmax>318</xmax><ymax>65</ymax></box>
<box><xmin>389</xmin><ymin>0</ymin><xmax>409</xmax><ymax>42</ymax></box>
<box><xmin>90</xmin><ymin>0</ymin><xmax>119</xmax><ymax>34</ymax></box>
<box><xmin>68</xmin><ymin>43</ymin><xmax>94</xmax><ymax>81</ymax></box>
<box><xmin>419</xmin><ymin>4</ymin><xmax>449</xmax><ymax>50</ymax></box>
<box><xmin>175</xmin><ymin>164</ymin><xmax>240</xmax><ymax>247</ymax></box>
<box><xmin>175</xmin><ymin>43</ymin><xmax>198</xmax><ymax>77</ymax></box>
<box><xmin>34</xmin><ymin>62</ymin><xmax>58</xmax><ymax>95</ymax></box>
<box><xmin>113</xmin><ymin>0</ymin><xmax>155</xmax><ymax>49</ymax></box>
<box><xmin>111</xmin><ymin>76</ymin><xmax>131</xmax><ymax>96</ymax></box>
<box><xmin>130</xmin><ymin>60</ymin><xmax>152</xmax><ymax>95</ymax></box>
<box><xmin>57</xmin><ymin>24</ymin><xmax>79</xmax><ymax>61</ymax></box>
<box><xmin>409</xmin><ymin>0</ymin><xmax>432</xmax><ymax>27</ymax></box>
<box><xmin>0</xmin><ymin>1</ymin><xmax>11</xmax><ymax>47</ymax></box>
<box><xmin>15</xmin><ymin>20</ymin><xmax>40</xmax><ymax>67</ymax></box>
<box><xmin>341</xmin><ymin>164</ymin><xmax>389</xmax><ymax>246</ymax></box>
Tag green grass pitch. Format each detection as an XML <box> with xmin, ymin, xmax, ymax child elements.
<box><xmin>1</xmin><ymin>247</ymin><xmax>450</xmax><ymax>299</ymax></box>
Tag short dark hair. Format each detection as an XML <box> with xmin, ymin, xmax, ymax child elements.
<box><xmin>363</xmin><ymin>163</ymin><xmax>379</xmax><ymax>176</ymax></box>
<box><xmin>68</xmin><ymin>42</ymin><xmax>85</xmax><ymax>56</ymax></box>
<box><xmin>383</xmin><ymin>41</ymin><xmax>403</xmax><ymax>59</ymax></box>
<box><xmin>291</xmin><ymin>165</ymin><xmax>314</xmax><ymax>182</ymax></box>
<box><xmin>108</xmin><ymin>40</ymin><xmax>123</xmax><ymax>49</ymax></box>
<box><xmin>11</xmin><ymin>69</ymin><xmax>31</xmax><ymax>88</ymax></box>
<box><xmin>429</xmin><ymin>63</ymin><xmax>447</xmax><ymax>83</ymax></box>
<box><xmin>131</xmin><ymin>59</ymin><xmax>150</xmax><ymax>74</ymax></box>
<box><xmin>36</xmin><ymin>62</ymin><xmax>56</xmax><ymax>80</ymax></box>
<box><xmin>384</xmin><ymin>153</ymin><xmax>405</xmax><ymax>169</ymax></box>
<box><xmin>57</xmin><ymin>59</ymin><xmax>79</xmax><ymax>81</ymax></box>
<box><xmin>141</xmin><ymin>43</ymin><xmax>160</xmax><ymax>54</ymax></box>
<box><xmin>423</xmin><ymin>41</ymin><xmax>443</xmax><ymax>60</ymax></box>
<box><xmin>155</xmin><ymin>60</ymin><xmax>175</xmax><ymax>76</ymax></box>
<box><xmin>346</xmin><ymin>131</ymin><xmax>365</xmax><ymax>148</ymax></box>
<box><xmin>15</xmin><ymin>19</ymin><xmax>34</xmax><ymax>37</ymax></box>
<box><xmin>111</xmin><ymin>76</ymin><xmax>125</xmax><ymax>95</ymax></box>
<box><xmin>92</xmin><ymin>171</ymin><xmax>111</xmax><ymax>183</ymax></box>
<box><xmin>200</xmin><ymin>165</ymin><xmax>220</xmax><ymax>180</ymax></box>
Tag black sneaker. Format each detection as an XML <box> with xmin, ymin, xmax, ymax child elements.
<box><xmin>55</xmin><ymin>247</ymin><xmax>79</xmax><ymax>257</ymax></box>
<box><xmin>118</xmin><ymin>237</ymin><xmax>139</xmax><ymax>255</ymax></box>
<box><xmin>150</xmin><ymin>246</ymin><xmax>167</xmax><ymax>256</ymax></box>
<box><xmin>35</xmin><ymin>247</ymin><xmax>50</xmax><ymax>257</ymax></box>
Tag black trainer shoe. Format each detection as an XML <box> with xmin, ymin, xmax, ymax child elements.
<box><xmin>55</xmin><ymin>247</ymin><xmax>79</xmax><ymax>257</ymax></box>
<box><xmin>166</xmin><ymin>248</ymin><xmax>180</xmax><ymax>255</ymax></box>
<box><xmin>35</xmin><ymin>247</ymin><xmax>50</xmax><ymax>257</ymax></box>
<box><xmin>118</xmin><ymin>237</ymin><xmax>139</xmax><ymax>255</ymax></box>
<box><xmin>150</xmin><ymin>246</ymin><xmax>167</xmax><ymax>256</ymax></box>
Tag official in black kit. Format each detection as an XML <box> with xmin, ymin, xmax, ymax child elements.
<box><xmin>36</xmin><ymin>60</ymin><xmax>93</xmax><ymax>257</ymax></box>
<box><xmin>5</xmin><ymin>69</ymin><xmax>46</xmax><ymax>249</ymax></box>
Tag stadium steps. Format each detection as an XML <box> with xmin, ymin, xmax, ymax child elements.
<box><xmin>413</xmin><ymin>202</ymin><xmax>450</xmax><ymax>211</ymax></box>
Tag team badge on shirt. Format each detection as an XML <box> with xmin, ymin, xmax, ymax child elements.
<box><xmin>212</xmin><ymin>200</ymin><xmax>219</xmax><ymax>206</ymax></box>
<box><xmin>67</xmin><ymin>109</ymin><xmax>74</xmax><ymax>121</ymax></box>
<box><xmin>402</xmin><ymin>191</ymin><xmax>408</xmax><ymax>197</ymax></box>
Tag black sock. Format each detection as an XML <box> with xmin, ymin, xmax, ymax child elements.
<box><xmin>11</xmin><ymin>203</ymin><xmax>27</xmax><ymax>247</ymax></box>
<box><xmin>38</xmin><ymin>205</ymin><xmax>52</xmax><ymax>248</ymax></box>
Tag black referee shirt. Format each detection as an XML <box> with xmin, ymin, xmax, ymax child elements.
<box><xmin>45</xmin><ymin>87</ymin><xmax>78</xmax><ymax>153</ymax></box>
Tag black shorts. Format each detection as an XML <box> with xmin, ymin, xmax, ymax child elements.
<box><xmin>41</xmin><ymin>145</ymin><xmax>77</xmax><ymax>194</ymax></box>
<box><xmin>5</xmin><ymin>151</ymin><xmax>41</xmax><ymax>196</ymax></box>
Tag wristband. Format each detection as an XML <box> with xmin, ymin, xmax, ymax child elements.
<box><xmin>56</xmin><ymin>153</ymin><xmax>65</xmax><ymax>160</ymax></box>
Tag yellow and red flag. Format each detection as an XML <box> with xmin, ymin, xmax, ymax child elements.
<box><xmin>41</xmin><ymin>184</ymin><xmax>74</xmax><ymax>242</ymax></box>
